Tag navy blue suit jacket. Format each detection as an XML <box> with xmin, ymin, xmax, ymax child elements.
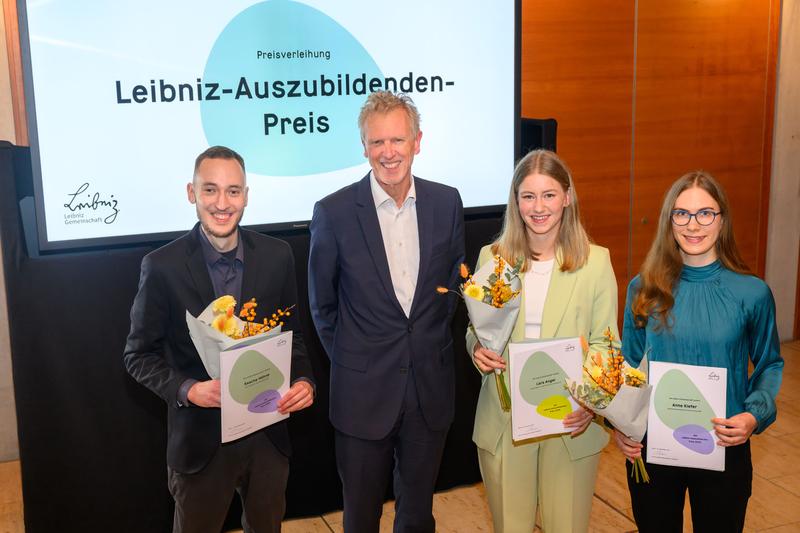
<box><xmin>124</xmin><ymin>224</ymin><xmax>313</xmax><ymax>473</ymax></box>
<box><xmin>308</xmin><ymin>175</ymin><xmax>465</xmax><ymax>440</ymax></box>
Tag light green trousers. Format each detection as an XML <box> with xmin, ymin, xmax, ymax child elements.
<box><xmin>477</xmin><ymin>423</ymin><xmax>601</xmax><ymax>533</ymax></box>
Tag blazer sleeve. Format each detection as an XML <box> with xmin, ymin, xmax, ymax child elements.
<box><xmin>465</xmin><ymin>245</ymin><xmax>494</xmax><ymax>370</ymax></box>
<box><xmin>446</xmin><ymin>191</ymin><xmax>466</xmax><ymax>320</ymax></box>
<box><xmin>587</xmin><ymin>247</ymin><xmax>620</xmax><ymax>358</ymax></box>
<box><xmin>308</xmin><ymin>201</ymin><xmax>339</xmax><ymax>358</ymax></box>
<box><xmin>279</xmin><ymin>243</ymin><xmax>314</xmax><ymax>386</ymax></box>
<box><xmin>123</xmin><ymin>254</ymin><xmax>187</xmax><ymax>405</ymax></box>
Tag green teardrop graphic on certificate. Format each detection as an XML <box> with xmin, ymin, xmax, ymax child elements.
<box><xmin>228</xmin><ymin>350</ymin><xmax>285</xmax><ymax>405</ymax></box>
<box><xmin>520</xmin><ymin>351</ymin><xmax>569</xmax><ymax>405</ymax></box>
<box><xmin>536</xmin><ymin>394</ymin><xmax>573</xmax><ymax>419</ymax></box>
<box><xmin>654</xmin><ymin>369</ymin><xmax>714</xmax><ymax>431</ymax></box>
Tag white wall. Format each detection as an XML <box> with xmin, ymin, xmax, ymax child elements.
<box><xmin>766</xmin><ymin>0</ymin><xmax>800</xmax><ymax>342</ymax></box>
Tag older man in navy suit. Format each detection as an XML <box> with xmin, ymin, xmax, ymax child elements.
<box><xmin>308</xmin><ymin>92</ymin><xmax>465</xmax><ymax>532</ymax></box>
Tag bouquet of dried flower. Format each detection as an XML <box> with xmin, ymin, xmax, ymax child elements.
<box><xmin>186</xmin><ymin>295</ymin><xmax>291</xmax><ymax>379</ymax></box>
<box><xmin>565</xmin><ymin>329</ymin><xmax>652</xmax><ymax>483</ymax></box>
<box><xmin>438</xmin><ymin>255</ymin><xmax>522</xmax><ymax>412</ymax></box>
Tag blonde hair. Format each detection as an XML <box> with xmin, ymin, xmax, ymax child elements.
<box><xmin>358</xmin><ymin>91</ymin><xmax>420</xmax><ymax>141</ymax></box>
<box><xmin>631</xmin><ymin>170</ymin><xmax>750</xmax><ymax>329</ymax></box>
<box><xmin>492</xmin><ymin>149</ymin><xmax>590</xmax><ymax>272</ymax></box>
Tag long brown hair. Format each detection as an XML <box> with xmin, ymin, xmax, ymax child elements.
<box><xmin>492</xmin><ymin>149</ymin><xmax>590</xmax><ymax>272</ymax></box>
<box><xmin>632</xmin><ymin>171</ymin><xmax>750</xmax><ymax>328</ymax></box>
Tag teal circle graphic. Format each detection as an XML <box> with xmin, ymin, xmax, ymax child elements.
<box><xmin>201</xmin><ymin>0</ymin><xmax>384</xmax><ymax>175</ymax></box>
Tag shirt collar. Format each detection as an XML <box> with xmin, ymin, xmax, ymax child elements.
<box><xmin>198</xmin><ymin>226</ymin><xmax>244</xmax><ymax>267</ymax></box>
<box><xmin>369</xmin><ymin>171</ymin><xmax>416</xmax><ymax>209</ymax></box>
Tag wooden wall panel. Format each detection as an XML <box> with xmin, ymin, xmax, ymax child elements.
<box><xmin>2</xmin><ymin>0</ymin><xmax>26</xmax><ymax>145</ymax></box>
<box><xmin>631</xmin><ymin>0</ymin><xmax>779</xmax><ymax>276</ymax></box>
<box><xmin>521</xmin><ymin>0</ymin><xmax>635</xmax><ymax>316</ymax></box>
<box><xmin>796</xmin><ymin>245</ymin><xmax>800</xmax><ymax>339</ymax></box>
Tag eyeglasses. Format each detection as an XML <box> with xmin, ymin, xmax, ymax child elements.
<box><xmin>670</xmin><ymin>209</ymin><xmax>721</xmax><ymax>226</ymax></box>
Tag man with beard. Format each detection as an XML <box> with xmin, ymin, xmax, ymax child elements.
<box><xmin>124</xmin><ymin>145</ymin><xmax>314</xmax><ymax>533</ymax></box>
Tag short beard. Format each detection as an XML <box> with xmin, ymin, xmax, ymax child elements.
<box><xmin>197</xmin><ymin>207</ymin><xmax>243</xmax><ymax>241</ymax></box>
<box><xmin>201</xmin><ymin>221</ymin><xmax>237</xmax><ymax>239</ymax></box>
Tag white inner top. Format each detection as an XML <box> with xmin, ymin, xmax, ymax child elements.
<box><xmin>524</xmin><ymin>258</ymin><xmax>555</xmax><ymax>339</ymax></box>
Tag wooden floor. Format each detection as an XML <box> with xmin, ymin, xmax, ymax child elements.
<box><xmin>2</xmin><ymin>340</ymin><xmax>799</xmax><ymax>532</ymax></box>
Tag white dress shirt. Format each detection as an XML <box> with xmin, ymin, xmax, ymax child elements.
<box><xmin>370</xmin><ymin>172</ymin><xmax>420</xmax><ymax>317</ymax></box>
<box><xmin>524</xmin><ymin>258</ymin><xmax>555</xmax><ymax>339</ymax></box>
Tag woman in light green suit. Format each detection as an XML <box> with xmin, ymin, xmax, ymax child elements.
<box><xmin>467</xmin><ymin>149</ymin><xmax>618</xmax><ymax>532</ymax></box>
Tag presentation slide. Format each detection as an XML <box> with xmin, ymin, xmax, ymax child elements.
<box><xmin>20</xmin><ymin>0</ymin><xmax>517</xmax><ymax>250</ymax></box>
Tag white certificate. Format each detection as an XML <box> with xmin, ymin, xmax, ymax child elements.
<box><xmin>219</xmin><ymin>331</ymin><xmax>293</xmax><ymax>443</ymax></box>
<box><xmin>509</xmin><ymin>337</ymin><xmax>583</xmax><ymax>441</ymax></box>
<box><xmin>647</xmin><ymin>361</ymin><xmax>727</xmax><ymax>471</ymax></box>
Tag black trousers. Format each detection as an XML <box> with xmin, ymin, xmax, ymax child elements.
<box><xmin>167</xmin><ymin>431</ymin><xmax>289</xmax><ymax>533</ymax></box>
<box><xmin>627</xmin><ymin>440</ymin><xmax>752</xmax><ymax>533</ymax></box>
<box><xmin>334</xmin><ymin>368</ymin><xmax>448</xmax><ymax>533</ymax></box>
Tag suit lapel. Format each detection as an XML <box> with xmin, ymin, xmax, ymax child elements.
<box><xmin>409</xmin><ymin>178</ymin><xmax>432</xmax><ymax>315</ymax></box>
<box><xmin>355</xmin><ymin>175</ymin><xmax>405</xmax><ymax>315</ymax></box>
<box><xmin>540</xmin><ymin>252</ymin><xmax>577</xmax><ymax>339</ymax></box>
<box><xmin>239</xmin><ymin>229</ymin><xmax>258</xmax><ymax>305</ymax></box>
<box><xmin>185</xmin><ymin>225</ymin><xmax>215</xmax><ymax>306</ymax></box>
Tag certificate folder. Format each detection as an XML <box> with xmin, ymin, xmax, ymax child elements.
<box><xmin>509</xmin><ymin>337</ymin><xmax>582</xmax><ymax>442</ymax></box>
<box><xmin>646</xmin><ymin>361</ymin><xmax>727</xmax><ymax>471</ymax></box>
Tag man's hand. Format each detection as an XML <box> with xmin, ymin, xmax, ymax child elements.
<box><xmin>473</xmin><ymin>343</ymin><xmax>506</xmax><ymax>373</ymax></box>
<box><xmin>712</xmin><ymin>412</ymin><xmax>758</xmax><ymax>447</ymax></box>
<box><xmin>187</xmin><ymin>380</ymin><xmax>221</xmax><ymax>408</ymax></box>
<box><xmin>277</xmin><ymin>381</ymin><xmax>314</xmax><ymax>415</ymax></box>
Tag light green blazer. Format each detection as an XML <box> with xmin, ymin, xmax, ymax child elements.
<box><xmin>466</xmin><ymin>243</ymin><xmax>619</xmax><ymax>460</ymax></box>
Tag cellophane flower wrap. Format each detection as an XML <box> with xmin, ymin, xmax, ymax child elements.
<box><xmin>185</xmin><ymin>295</ymin><xmax>290</xmax><ymax>379</ymax></box>
<box><xmin>456</xmin><ymin>256</ymin><xmax>523</xmax><ymax>412</ymax></box>
<box><xmin>565</xmin><ymin>329</ymin><xmax>652</xmax><ymax>483</ymax></box>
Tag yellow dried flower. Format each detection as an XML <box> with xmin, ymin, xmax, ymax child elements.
<box><xmin>464</xmin><ymin>284</ymin><xmax>485</xmax><ymax>301</ymax></box>
<box><xmin>212</xmin><ymin>314</ymin><xmax>237</xmax><ymax>336</ymax></box>
<box><xmin>212</xmin><ymin>295</ymin><xmax>236</xmax><ymax>315</ymax></box>
<box><xmin>626</xmin><ymin>367</ymin><xmax>645</xmax><ymax>381</ymax></box>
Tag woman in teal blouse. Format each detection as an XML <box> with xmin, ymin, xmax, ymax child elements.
<box><xmin>615</xmin><ymin>171</ymin><xmax>783</xmax><ymax>532</ymax></box>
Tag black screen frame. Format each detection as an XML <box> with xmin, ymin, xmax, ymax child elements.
<box><xmin>17</xmin><ymin>0</ymin><xmax>521</xmax><ymax>254</ymax></box>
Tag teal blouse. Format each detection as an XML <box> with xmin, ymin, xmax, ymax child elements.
<box><xmin>623</xmin><ymin>261</ymin><xmax>783</xmax><ymax>433</ymax></box>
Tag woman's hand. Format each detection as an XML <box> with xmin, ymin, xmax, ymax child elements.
<box><xmin>472</xmin><ymin>343</ymin><xmax>506</xmax><ymax>373</ymax></box>
<box><xmin>563</xmin><ymin>406</ymin><xmax>594</xmax><ymax>437</ymax></box>
<box><xmin>613</xmin><ymin>429</ymin><xmax>643</xmax><ymax>463</ymax></box>
<box><xmin>712</xmin><ymin>412</ymin><xmax>758</xmax><ymax>447</ymax></box>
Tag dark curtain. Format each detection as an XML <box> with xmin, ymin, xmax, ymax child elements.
<box><xmin>0</xmin><ymin>144</ymin><xmax>503</xmax><ymax>533</ymax></box>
